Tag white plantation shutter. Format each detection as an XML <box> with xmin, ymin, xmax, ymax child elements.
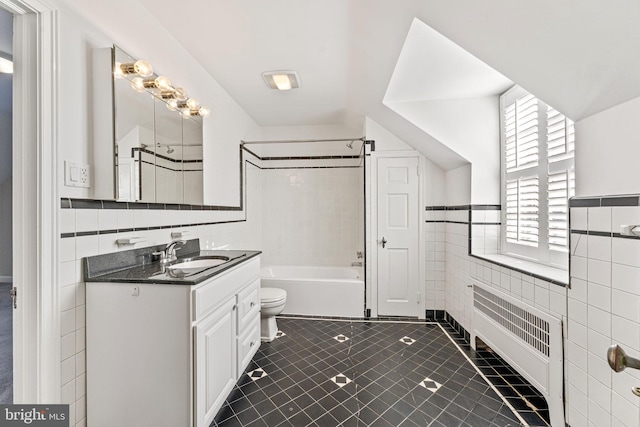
<box><xmin>501</xmin><ymin>86</ymin><xmax>575</xmax><ymax>267</ymax></box>
<box><xmin>546</xmin><ymin>107</ymin><xmax>575</xmax><ymax>252</ymax></box>
<box><xmin>505</xmin><ymin>94</ymin><xmax>539</xmax><ymax>172</ymax></box>
<box><xmin>506</xmin><ymin>177</ymin><xmax>539</xmax><ymax>246</ymax></box>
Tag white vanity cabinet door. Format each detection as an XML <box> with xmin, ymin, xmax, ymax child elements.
<box><xmin>193</xmin><ymin>296</ymin><xmax>237</xmax><ymax>427</ymax></box>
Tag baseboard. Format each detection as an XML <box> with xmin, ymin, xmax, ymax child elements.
<box><xmin>0</xmin><ymin>276</ymin><xmax>12</xmax><ymax>284</ymax></box>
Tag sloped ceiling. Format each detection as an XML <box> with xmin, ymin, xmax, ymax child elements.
<box><xmin>137</xmin><ymin>0</ymin><xmax>640</xmax><ymax>170</ymax></box>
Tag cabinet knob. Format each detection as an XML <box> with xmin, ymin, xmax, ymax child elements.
<box><xmin>232</xmin><ymin>305</ymin><xmax>237</xmax><ymax>311</ymax></box>
<box><xmin>250</xmin><ymin>302</ymin><xmax>255</xmax><ymax>307</ymax></box>
<box><xmin>250</xmin><ymin>341</ymin><xmax>255</xmax><ymax>347</ymax></box>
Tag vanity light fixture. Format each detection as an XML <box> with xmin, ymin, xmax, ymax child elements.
<box><xmin>262</xmin><ymin>70</ymin><xmax>300</xmax><ymax>90</ymax></box>
<box><xmin>116</xmin><ymin>54</ymin><xmax>209</xmax><ymax>119</ymax></box>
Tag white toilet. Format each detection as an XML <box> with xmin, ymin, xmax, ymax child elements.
<box><xmin>260</xmin><ymin>287</ymin><xmax>287</xmax><ymax>342</ymax></box>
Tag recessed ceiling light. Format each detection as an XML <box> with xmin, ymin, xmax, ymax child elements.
<box><xmin>262</xmin><ymin>71</ymin><xmax>300</xmax><ymax>90</ymax></box>
<box><xmin>0</xmin><ymin>57</ymin><xmax>13</xmax><ymax>74</ymax></box>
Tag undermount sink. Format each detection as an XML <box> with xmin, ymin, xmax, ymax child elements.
<box><xmin>167</xmin><ymin>256</ymin><xmax>230</xmax><ymax>274</ymax></box>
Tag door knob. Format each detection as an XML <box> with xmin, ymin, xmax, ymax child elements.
<box><xmin>607</xmin><ymin>344</ymin><xmax>640</xmax><ymax>372</ymax></box>
<box><xmin>381</xmin><ymin>237</ymin><xmax>387</xmax><ymax>248</ymax></box>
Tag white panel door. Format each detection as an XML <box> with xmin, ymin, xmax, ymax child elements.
<box><xmin>194</xmin><ymin>297</ymin><xmax>237</xmax><ymax>427</ymax></box>
<box><xmin>377</xmin><ymin>157</ymin><xmax>420</xmax><ymax>316</ymax></box>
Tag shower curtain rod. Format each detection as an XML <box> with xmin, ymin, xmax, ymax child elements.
<box><xmin>240</xmin><ymin>137</ymin><xmax>365</xmax><ymax>145</ymax></box>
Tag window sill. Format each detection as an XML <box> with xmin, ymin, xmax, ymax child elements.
<box><xmin>470</xmin><ymin>253</ymin><xmax>569</xmax><ymax>287</ymax></box>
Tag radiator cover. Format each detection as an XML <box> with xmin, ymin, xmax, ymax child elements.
<box><xmin>471</xmin><ymin>279</ymin><xmax>564</xmax><ymax>426</ymax></box>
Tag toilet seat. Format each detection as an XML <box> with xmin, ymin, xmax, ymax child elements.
<box><xmin>261</xmin><ymin>287</ymin><xmax>287</xmax><ymax>304</ymax></box>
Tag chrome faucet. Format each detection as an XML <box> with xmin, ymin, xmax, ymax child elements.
<box><xmin>165</xmin><ymin>240</ymin><xmax>187</xmax><ymax>262</ymax></box>
<box><xmin>154</xmin><ymin>240</ymin><xmax>187</xmax><ymax>264</ymax></box>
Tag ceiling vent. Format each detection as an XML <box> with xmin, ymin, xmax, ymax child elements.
<box><xmin>262</xmin><ymin>71</ymin><xmax>300</xmax><ymax>90</ymax></box>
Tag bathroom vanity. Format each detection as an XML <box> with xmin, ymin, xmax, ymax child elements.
<box><xmin>84</xmin><ymin>241</ymin><xmax>261</xmax><ymax>427</ymax></box>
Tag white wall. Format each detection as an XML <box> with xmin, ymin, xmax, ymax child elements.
<box><xmin>385</xmin><ymin>96</ymin><xmax>500</xmax><ymax>204</ymax></box>
<box><xmin>445</xmin><ymin>164</ymin><xmax>471</xmax><ymax>206</ymax></box>
<box><xmin>575</xmin><ymin>96</ymin><xmax>640</xmax><ymax>197</ymax></box>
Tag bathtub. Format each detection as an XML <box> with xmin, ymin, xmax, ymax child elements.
<box><xmin>261</xmin><ymin>265</ymin><xmax>364</xmax><ymax>317</ymax></box>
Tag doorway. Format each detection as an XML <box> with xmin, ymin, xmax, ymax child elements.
<box><xmin>0</xmin><ymin>5</ymin><xmax>13</xmax><ymax>404</ymax></box>
<box><xmin>376</xmin><ymin>155</ymin><xmax>421</xmax><ymax>317</ymax></box>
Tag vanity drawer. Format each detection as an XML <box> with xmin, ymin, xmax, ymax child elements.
<box><xmin>237</xmin><ymin>279</ymin><xmax>260</xmax><ymax>331</ymax></box>
<box><xmin>192</xmin><ymin>257</ymin><xmax>260</xmax><ymax>322</ymax></box>
<box><xmin>237</xmin><ymin>318</ymin><xmax>260</xmax><ymax>377</ymax></box>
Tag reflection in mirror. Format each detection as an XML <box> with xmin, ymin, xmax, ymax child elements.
<box><xmin>154</xmin><ymin>100</ymin><xmax>183</xmax><ymax>203</ymax></box>
<box><xmin>182</xmin><ymin>115</ymin><xmax>203</xmax><ymax>205</ymax></box>
<box><xmin>114</xmin><ymin>48</ymin><xmax>154</xmax><ymax>202</ymax></box>
<box><xmin>112</xmin><ymin>45</ymin><xmax>205</xmax><ymax>204</ymax></box>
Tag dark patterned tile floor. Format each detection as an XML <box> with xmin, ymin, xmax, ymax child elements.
<box><xmin>211</xmin><ymin>318</ymin><xmax>533</xmax><ymax>426</ymax></box>
<box><xmin>440</xmin><ymin>323</ymin><xmax>550</xmax><ymax>427</ymax></box>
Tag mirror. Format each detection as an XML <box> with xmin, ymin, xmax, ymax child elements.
<box><xmin>112</xmin><ymin>45</ymin><xmax>204</xmax><ymax>204</ymax></box>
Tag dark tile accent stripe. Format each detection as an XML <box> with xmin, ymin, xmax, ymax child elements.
<box><xmin>261</xmin><ymin>155</ymin><xmax>360</xmax><ymax>161</ymax></box>
<box><xmin>425</xmin><ymin>220</ymin><xmax>470</xmax><ymax>225</ymax></box>
<box><xmin>471</xmin><ymin>205</ymin><xmax>502</xmax><ymax>210</ymax></box>
<box><xmin>613</xmin><ymin>233</ymin><xmax>640</xmax><ymax>240</ymax></box>
<box><xmin>571</xmin><ymin>229</ymin><xmax>640</xmax><ymax>240</ymax></box>
<box><xmin>98</xmin><ymin>229</ymin><xmax>119</xmax><ymax>235</ymax></box>
<box><xmin>102</xmin><ymin>201</ymin><xmax>127</xmax><ymax>210</ymax></box>
<box><xmin>60</xmin><ymin>198</ymin><xmax>243</xmax><ymax>211</ymax></box>
<box><xmin>602</xmin><ymin>196</ymin><xmax>640</xmax><ymax>206</ymax></box>
<box><xmin>425</xmin><ymin>204</ymin><xmax>501</xmax><ymax>211</ymax></box>
<box><xmin>471</xmin><ymin>222</ymin><xmax>501</xmax><ymax>226</ymax></box>
<box><xmin>133</xmin><ymin>147</ymin><xmax>203</xmax><ymax>164</ymax></box>
<box><xmin>261</xmin><ymin>166</ymin><xmax>361</xmax><ymax>170</ymax></box>
<box><xmin>70</xmin><ymin>199</ymin><xmax>103</xmax><ymax>209</ymax></box>
<box><xmin>60</xmin><ymin>220</ymin><xmax>247</xmax><ymax>239</ymax></box>
<box><xmin>568</xmin><ymin>198</ymin><xmax>600</xmax><ymax>207</ymax></box>
<box><xmin>570</xmin><ymin>195</ymin><xmax>640</xmax><ymax>208</ymax></box>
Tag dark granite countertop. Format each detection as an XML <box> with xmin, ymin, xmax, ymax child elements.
<box><xmin>83</xmin><ymin>239</ymin><xmax>261</xmax><ymax>285</ymax></box>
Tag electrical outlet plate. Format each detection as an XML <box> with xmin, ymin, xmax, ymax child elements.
<box><xmin>64</xmin><ymin>160</ymin><xmax>91</xmax><ymax>188</ymax></box>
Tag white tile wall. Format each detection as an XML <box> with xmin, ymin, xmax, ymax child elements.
<box><xmin>57</xmin><ymin>163</ymin><xmax>262</xmax><ymax>427</ymax></box>
<box><xmin>260</xmin><ymin>167</ymin><xmax>363</xmax><ymax>267</ymax></box>
<box><xmin>566</xmin><ymin>203</ymin><xmax>640</xmax><ymax>427</ymax></box>
<box><xmin>439</xmin><ymin>208</ymin><xmax>564</xmax><ymax>336</ymax></box>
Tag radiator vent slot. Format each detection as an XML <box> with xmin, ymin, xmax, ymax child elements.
<box><xmin>473</xmin><ymin>285</ymin><xmax>550</xmax><ymax>356</ymax></box>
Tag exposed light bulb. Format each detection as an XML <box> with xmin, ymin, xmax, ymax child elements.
<box><xmin>186</xmin><ymin>98</ymin><xmax>199</xmax><ymax>109</ymax></box>
<box><xmin>174</xmin><ymin>87</ymin><xmax>187</xmax><ymax>101</ymax></box>
<box><xmin>154</xmin><ymin>76</ymin><xmax>172</xmax><ymax>90</ymax></box>
<box><xmin>272</xmin><ymin>74</ymin><xmax>292</xmax><ymax>90</ymax></box>
<box><xmin>133</xmin><ymin>60</ymin><xmax>153</xmax><ymax>77</ymax></box>
<box><xmin>131</xmin><ymin>77</ymin><xmax>146</xmax><ymax>93</ymax></box>
<box><xmin>198</xmin><ymin>106</ymin><xmax>211</xmax><ymax>117</ymax></box>
<box><xmin>166</xmin><ymin>99</ymin><xmax>179</xmax><ymax>111</ymax></box>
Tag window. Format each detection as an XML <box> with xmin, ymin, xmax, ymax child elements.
<box><xmin>501</xmin><ymin>86</ymin><xmax>575</xmax><ymax>268</ymax></box>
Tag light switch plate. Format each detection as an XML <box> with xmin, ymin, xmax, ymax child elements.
<box><xmin>64</xmin><ymin>160</ymin><xmax>91</xmax><ymax>188</ymax></box>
